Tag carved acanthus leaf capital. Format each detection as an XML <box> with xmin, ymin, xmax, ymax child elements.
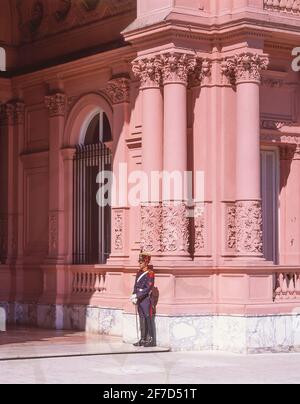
<box><xmin>132</xmin><ymin>56</ymin><xmax>163</xmax><ymax>89</ymax></box>
<box><xmin>222</xmin><ymin>53</ymin><xmax>269</xmax><ymax>84</ymax></box>
<box><xmin>106</xmin><ymin>77</ymin><xmax>130</xmax><ymax>104</ymax></box>
<box><xmin>161</xmin><ymin>52</ymin><xmax>197</xmax><ymax>85</ymax></box>
<box><xmin>45</xmin><ymin>93</ymin><xmax>67</xmax><ymax>117</ymax></box>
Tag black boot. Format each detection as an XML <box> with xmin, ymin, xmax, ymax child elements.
<box><xmin>133</xmin><ymin>316</ymin><xmax>147</xmax><ymax>347</ymax></box>
<box><xmin>143</xmin><ymin>317</ymin><xmax>156</xmax><ymax>347</ymax></box>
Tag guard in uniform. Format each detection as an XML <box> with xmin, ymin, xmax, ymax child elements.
<box><xmin>130</xmin><ymin>252</ymin><xmax>156</xmax><ymax>347</ymax></box>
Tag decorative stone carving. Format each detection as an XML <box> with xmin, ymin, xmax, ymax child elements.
<box><xmin>189</xmin><ymin>59</ymin><xmax>212</xmax><ymax>88</ymax></box>
<box><xmin>55</xmin><ymin>0</ymin><xmax>72</xmax><ymax>22</ymax></box>
<box><xmin>30</xmin><ymin>1</ymin><xmax>44</xmax><ymax>34</ymax></box>
<box><xmin>106</xmin><ymin>77</ymin><xmax>130</xmax><ymax>104</ymax></box>
<box><xmin>132</xmin><ymin>56</ymin><xmax>163</xmax><ymax>89</ymax></box>
<box><xmin>140</xmin><ymin>205</ymin><xmax>162</xmax><ymax>253</ymax></box>
<box><xmin>261</xmin><ymin>77</ymin><xmax>284</xmax><ymax>88</ymax></box>
<box><xmin>0</xmin><ymin>104</ymin><xmax>15</xmax><ymax>126</ymax></box>
<box><xmin>81</xmin><ymin>0</ymin><xmax>100</xmax><ymax>11</ymax></box>
<box><xmin>45</xmin><ymin>93</ymin><xmax>67</xmax><ymax>117</ymax></box>
<box><xmin>14</xmin><ymin>102</ymin><xmax>25</xmax><ymax>125</ymax></box>
<box><xmin>0</xmin><ymin>102</ymin><xmax>25</xmax><ymax>126</ymax></box>
<box><xmin>161</xmin><ymin>203</ymin><xmax>190</xmax><ymax>253</ymax></box>
<box><xmin>264</xmin><ymin>0</ymin><xmax>300</xmax><ymax>14</ymax></box>
<box><xmin>161</xmin><ymin>52</ymin><xmax>197</xmax><ymax>85</ymax></box>
<box><xmin>113</xmin><ymin>211</ymin><xmax>123</xmax><ymax>251</ymax></box>
<box><xmin>17</xmin><ymin>0</ymin><xmax>135</xmax><ymax>43</ymax></box>
<box><xmin>261</xmin><ymin>120</ymin><xmax>296</xmax><ymax>130</ymax></box>
<box><xmin>222</xmin><ymin>53</ymin><xmax>269</xmax><ymax>84</ymax></box>
<box><xmin>236</xmin><ymin>201</ymin><xmax>263</xmax><ymax>255</ymax></box>
<box><xmin>49</xmin><ymin>213</ymin><xmax>58</xmax><ymax>254</ymax></box>
<box><xmin>227</xmin><ymin>206</ymin><xmax>237</xmax><ymax>250</ymax></box>
<box><xmin>194</xmin><ymin>204</ymin><xmax>205</xmax><ymax>253</ymax></box>
<box><xmin>261</xmin><ymin>133</ymin><xmax>300</xmax><ymax>146</ymax></box>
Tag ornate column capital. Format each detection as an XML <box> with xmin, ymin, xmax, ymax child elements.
<box><xmin>45</xmin><ymin>93</ymin><xmax>67</xmax><ymax>117</ymax></box>
<box><xmin>161</xmin><ymin>52</ymin><xmax>197</xmax><ymax>86</ymax></box>
<box><xmin>132</xmin><ymin>56</ymin><xmax>162</xmax><ymax>89</ymax></box>
<box><xmin>0</xmin><ymin>103</ymin><xmax>15</xmax><ymax>126</ymax></box>
<box><xmin>222</xmin><ymin>53</ymin><xmax>269</xmax><ymax>85</ymax></box>
<box><xmin>105</xmin><ymin>77</ymin><xmax>130</xmax><ymax>104</ymax></box>
<box><xmin>14</xmin><ymin>102</ymin><xmax>25</xmax><ymax>125</ymax></box>
<box><xmin>189</xmin><ymin>59</ymin><xmax>212</xmax><ymax>88</ymax></box>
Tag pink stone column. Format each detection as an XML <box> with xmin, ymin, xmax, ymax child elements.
<box><xmin>45</xmin><ymin>93</ymin><xmax>67</xmax><ymax>264</ymax></box>
<box><xmin>223</xmin><ymin>53</ymin><xmax>269</xmax><ymax>259</ymax></box>
<box><xmin>161</xmin><ymin>52</ymin><xmax>197</xmax><ymax>260</ymax></box>
<box><xmin>105</xmin><ymin>77</ymin><xmax>131</xmax><ymax>262</ymax></box>
<box><xmin>132</xmin><ymin>56</ymin><xmax>164</xmax><ymax>256</ymax></box>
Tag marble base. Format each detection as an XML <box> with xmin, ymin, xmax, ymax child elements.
<box><xmin>1</xmin><ymin>301</ymin><xmax>300</xmax><ymax>353</ymax></box>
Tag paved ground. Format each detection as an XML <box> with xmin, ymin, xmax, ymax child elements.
<box><xmin>0</xmin><ymin>328</ymin><xmax>167</xmax><ymax>360</ymax></box>
<box><xmin>0</xmin><ymin>328</ymin><xmax>300</xmax><ymax>384</ymax></box>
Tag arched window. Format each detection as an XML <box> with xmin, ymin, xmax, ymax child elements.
<box><xmin>73</xmin><ymin>111</ymin><xmax>112</xmax><ymax>264</ymax></box>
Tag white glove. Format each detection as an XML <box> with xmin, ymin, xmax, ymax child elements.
<box><xmin>130</xmin><ymin>294</ymin><xmax>138</xmax><ymax>305</ymax></box>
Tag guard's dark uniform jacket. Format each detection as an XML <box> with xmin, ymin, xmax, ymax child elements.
<box><xmin>133</xmin><ymin>269</ymin><xmax>155</xmax><ymax>345</ymax></box>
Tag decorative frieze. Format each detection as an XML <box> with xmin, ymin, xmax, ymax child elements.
<box><xmin>140</xmin><ymin>204</ymin><xmax>162</xmax><ymax>253</ymax></box>
<box><xmin>261</xmin><ymin>119</ymin><xmax>296</xmax><ymax>130</ymax></box>
<box><xmin>45</xmin><ymin>93</ymin><xmax>67</xmax><ymax>117</ymax></box>
<box><xmin>105</xmin><ymin>77</ymin><xmax>130</xmax><ymax>104</ymax></box>
<box><xmin>261</xmin><ymin>133</ymin><xmax>300</xmax><ymax>146</ymax></box>
<box><xmin>222</xmin><ymin>53</ymin><xmax>269</xmax><ymax>84</ymax></box>
<box><xmin>236</xmin><ymin>200</ymin><xmax>263</xmax><ymax>255</ymax></box>
<box><xmin>264</xmin><ymin>0</ymin><xmax>300</xmax><ymax>14</ymax></box>
<box><xmin>161</xmin><ymin>203</ymin><xmax>190</xmax><ymax>253</ymax></box>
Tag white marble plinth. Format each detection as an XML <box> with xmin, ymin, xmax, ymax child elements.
<box><xmin>1</xmin><ymin>301</ymin><xmax>300</xmax><ymax>354</ymax></box>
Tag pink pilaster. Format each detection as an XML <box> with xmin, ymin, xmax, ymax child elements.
<box><xmin>44</xmin><ymin>93</ymin><xmax>67</xmax><ymax>264</ymax></box>
<box><xmin>105</xmin><ymin>77</ymin><xmax>131</xmax><ymax>262</ymax></box>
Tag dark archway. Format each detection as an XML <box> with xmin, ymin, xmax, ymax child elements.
<box><xmin>73</xmin><ymin>111</ymin><xmax>112</xmax><ymax>264</ymax></box>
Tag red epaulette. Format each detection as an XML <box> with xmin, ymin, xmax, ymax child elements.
<box><xmin>148</xmin><ymin>271</ymin><xmax>155</xmax><ymax>278</ymax></box>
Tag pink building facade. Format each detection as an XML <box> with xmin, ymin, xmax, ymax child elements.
<box><xmin>1</xmin><ymin>0</ymin><xmax>300</xmax><ymax>353</ymax></box>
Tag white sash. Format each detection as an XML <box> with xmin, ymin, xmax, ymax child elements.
<box><xmin>137</xmin><ymin>271</ymin><xmax>149</xmax><ymax>283</ymax></box>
